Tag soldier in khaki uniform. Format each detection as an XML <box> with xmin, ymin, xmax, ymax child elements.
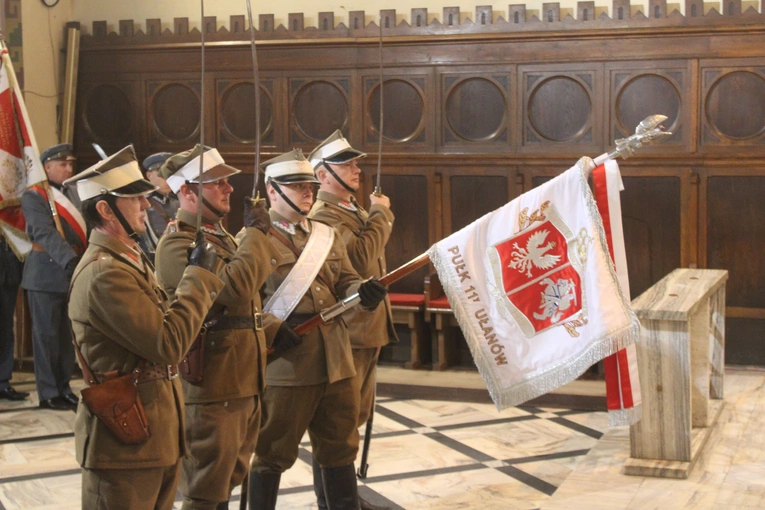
<box><xmin>65</xmin><ymin>146</ymin><xmax>223</xmax><ymax>510</ymax></box>
<box><xmin>248</xmin><ymin>149</ymin><xmax>388</xmax><ymax>510</ymax></box>
<box><xmin>154</xmin><ymin>145</ymin><xmax>289</xmax><ymax>510</ymax></box>
<box><xmin>308</xmin><ymin>131</ymin><xmax>398</xmax><ymax>510</ymax></box>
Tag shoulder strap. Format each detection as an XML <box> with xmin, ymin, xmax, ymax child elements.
<box><xmin>269</xmin><ymin>226</ymin><xmax>337</xmax><ymax>297</ymax></box>
<box><xmin>148</xmin><ymin>197</ymin><xmax>172</xmax><ymax>222</ymax></box>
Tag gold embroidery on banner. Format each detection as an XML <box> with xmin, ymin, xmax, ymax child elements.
<box><xmin>563</xmin><ymin>314</ymin><xmax>589</xmax><ymax>337</ymax></box>
<box><xmin>576</xmin><ymin>227</ymin><xmax>593</xmax><ymax>266</ymax></box>
<box><xmin>517</xmin><ymin>201</ymin><xmax>550</xmax><ymax>231</ymax></box>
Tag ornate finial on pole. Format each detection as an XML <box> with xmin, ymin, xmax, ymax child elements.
<box><xmin>594</xmin><ymin>114</ymin><xmax>673</xmax><ymax>166</ymax></box>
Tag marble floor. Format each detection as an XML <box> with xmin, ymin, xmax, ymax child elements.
<box><xmin>0</xmin><ymin>367</ymin><xmax>761</xmax><ymax>509</ymax></box>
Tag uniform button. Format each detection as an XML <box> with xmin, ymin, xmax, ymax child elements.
<box><xmin>388</xmin><ymin>222</ymin><xmax>392</xmax><ymax>227</ymax></box>
<box><xmin>254</xmin><ymin>306</ymin><xmax>259</xmax><ymax>312</ymax></box>
<box><xmin>318</xmin><ymin>300</ymin><xmax>325</xmax><ymax>306</ymax></box>
<box><xmin>331</xmin><ymin>252</ymin><xmax>336</xmax><ymax>257</ymax></box>
<box><xmin>223</xmin><ymin>402</ymin><xmax>228</xmax><ymax>408</ymax></box>
<box><xmin>270</xmin><ymin>259</ymin><xmax>276</xmax><ymax>265</ymax></box>
<box><xmin>315</xmin><ymin>287</ymin><xmax>321</xmax><ymax>293</ymax></box>
<box><xmin>210</xmin><ymin>291</ymin><xmax>217</xmax><ymax>299</ymax></box>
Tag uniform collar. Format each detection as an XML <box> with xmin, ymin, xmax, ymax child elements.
<box><xmin>88</xmin><ymin>230</ymin><xmax>147</xmax><ymax>273</ymax></box>
<box><xmin>269</xmin><ymin>209</ymin><xmax>310</xmax><ymax>236</ymax></box>
<box><xmin>176</xmin><ymin>208</ymin><xmax>227</xmax><ymax>237</ymax></box>
<box><xmin>317</xmin><ymin>190</ymin><xmax>358</xmax><ymax>212</ymax></box>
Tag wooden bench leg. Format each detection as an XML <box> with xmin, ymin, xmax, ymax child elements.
<box><xmin>433</xmin><ymin>313</ymin><xmax>456</xmax><ymax>371</ymax></box>
<box><xmin>404</xmin><ymin>311</ymin><xmax>429</xmax><ymax>370</ymax></box>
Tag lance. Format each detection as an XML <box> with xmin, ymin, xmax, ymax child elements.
<box><xmin>195</xmin><ymin>0</ymin><xmax>207</xmax><ymax>233</ymax></box>
<box><xmin>289</xmin><ymin>114</ymin><xmax>671</xmax><ymax>337</ymax></box>
<box><xmin>245</xmin><ymin>0</ymin><xmax>262</xmax><ymax>201</ymax></box>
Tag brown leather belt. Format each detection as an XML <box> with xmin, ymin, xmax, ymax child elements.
<box><xmin>31</xmin><ymin>243</ymin><xmax>45</xmax><ymax>252</ymax></box>
<box><xmin>94</xmin><ymin>364</ymin><xmax>178</xmax><ymax>384</ymax></box>
<box><xmin>206</xmin><ymin>313</ymin><xmax>263</xmax><ymax>332</ymax></box>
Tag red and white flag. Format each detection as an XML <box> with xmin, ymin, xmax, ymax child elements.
<box><xmin>0</xmin><ymin>45</ymin><xmax>85</xmax><ymax>257</ymax></box>
<box><xmin>428</xmin><ymin>157</ymin><xmax>640</xmax><ymax>424</ymax></box>
<box><xmin>593</xmin><ymin>159</ymin><xmax>642</xmax><ymax>426</ymax></box>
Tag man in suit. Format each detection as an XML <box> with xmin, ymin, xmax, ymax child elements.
<box><xmin>0</xmin><ymin>233</ymin><xmax>27</xmax><ymax>401</ymax></box>
<box><xmin>21</xmin><ymin>143</ymin><xmax>87</xmax><ymax>411</ymax></box>
<box><xmin>65</xmin><ymin>144</ymin><xmax>223</xmax><ymax>509</ymax></box>
<box><xmin>248</xmin><ymin>149</ymin><xmax>388</xmax><ymax>510</ymax></box>
<box><xmin>154</xmin><ymin>145</ymin><xmax>284</xmax><ymax>510</ymax></box>
<box><xmin>308</xmin><ymin>131</ymin><xmax>398</xmax><ymax>510</ymax></box>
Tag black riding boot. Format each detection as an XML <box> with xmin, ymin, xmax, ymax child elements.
<box><xmin>247</xmin><ymin>471</ymin><xmax>281</xmax><ymax>510</ymax></box>
<box><xmin>321</xmin><ymin>464</ymin><xmax>360</xmax><ymax>510</ymax></box>
<box><xmin>313</xmin><ymin>457</ymin><xmax>329</xmax><ymax>510</ymax></box>
<box><xmin>358</xmin><ymin>494</ymin><xmax>391</xmax><ymax>510</ymax></box>
<box><xmin>216</xmin><ymin>501</ymin><xmax>230</xmax><ymax>510</ymax></box>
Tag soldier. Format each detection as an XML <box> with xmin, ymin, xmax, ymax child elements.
<box><xmin>248</xmin><ymin>149</ymin><xmax>388</xmax><ymax>510</ymax></box>
<box><xmin>65</xmin><ymin>145</ymin><xmax>223</xmax><ymax>509</ymax></box>
<box><xmin>308</xmin><ymin>131</ymin><xmax>398</xmax><ymax>510</ymax></box>
<box><xmin>137</xmin><ymin>152</ymin><xmax>178</xmax><ymax>259</ymax></box>
<box><xmin>154</xmin><ymin>145</ymin><xmax>290</xmax><ymax>510</ymax></box>
<box><xmin>21</xmin><ymin>143</ymin><xmax>86</xmax><ymax>411</ymax></box>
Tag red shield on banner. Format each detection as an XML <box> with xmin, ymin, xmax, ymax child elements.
<box><xmin>492</xmin><ymin>219</ymin><xmax>582</xmax><ymax>336</ymax></box>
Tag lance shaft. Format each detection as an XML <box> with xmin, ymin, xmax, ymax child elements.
<box><xmin>373</xmin><ymin>20</ymin><xmax>384</xmax><ymax>196</ymax></box>
<box><xmin>246</xmin><ymin>0</ymin><xmax>261</xmax><ymax>198</ymax></box>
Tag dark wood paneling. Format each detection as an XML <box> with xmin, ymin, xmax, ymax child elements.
<box><xmin>726</xmin><ymin>318</ymin><xmax>765</xmax><ymax>366</ymax></box>
<box><xmin>707</xmin><ymin>176</ymin><xmax>765</xmax><ymax>308</ymax></box>
<box><xmin>380</xmin><ymin>173</ymin><xmax>430</xmax><ymax>294</ymax></box>
<box><xmin>621</xmin><ymin>176</ymin><xmax>682</xmax><ymax>300</ymax></box>
<box><xmin>449</xmin><ymin>175</ymin><xmax>509</xmax><ymax>233</ymax></box>
<box><xmin>289</xmin><ymin>75</ymin><xmax>351</xmax><ymax>146</ymax></box>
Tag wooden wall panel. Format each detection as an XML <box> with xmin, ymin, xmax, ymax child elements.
<box><xmin>289</xmin><ymin>73</ymin><xmax>352</xmax><ymax>148</ymax></box>
<box><xmin>707</xmin><ymin>175</ymin><xmax>765</xmax><ymax>309</ymax></box>
<box><xmin>448</xmin><ymin>173</ymin><xmax>510</xmax><ymax>233</ymax></box>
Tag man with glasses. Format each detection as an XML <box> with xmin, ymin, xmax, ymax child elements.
<box><xmin>154</xmin><ymin>145</ymin><xmax>280</xmax><ymax>510</ymax></box>
<box><xmin>247</xmin><ymin>149</ymin><xmax>388</xmax><ymax>510</ymax></box>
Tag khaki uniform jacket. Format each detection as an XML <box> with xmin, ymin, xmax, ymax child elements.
<box><xmin>309</xmin><ymin>191</ymin><xmax>398</xmax><ymax>349</ymax></box>
<box><xmin>68</xmin><ymin>230</ymin><xmax>224</xmax><ymax>469</ymax></box>
<box><xmin>155</xmin><ymin>209</ymin><xmax>277</xmax><ymax>404</ymax></box>
<box><xmin>262</xmin><ymin>210</ymin><xmax>361</xmax><ymax>386</ymax></box>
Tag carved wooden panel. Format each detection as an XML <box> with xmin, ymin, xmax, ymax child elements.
<box><xmin>319</xmin><ymin>12</ymin><xmax>334</xmax><ymax>31</ymax></box>
<box><xmin>411</xmin><ymin>8</ymin><xmax>428</xmax><ymax>27</ymax></box>
<box><xmin>542</xmin><ymin>3</ymin><xmax>561</xmax><ymax>21</ymax></box>
<box><xmin>509</xmin><ymin>4</ymin><xmax>527</xmax><ymax>23</ymax></box>
<box><xmin>79</xmin><ymin>82</ymin><xmax>135</xmax><ymax>148</ymax></box>
<box><xmin>726</xmin><ymin>319</ymin><xmax>765</xmax><ymax>365</ymax></box>
<box><xmin>380</xmin><ymin>10</ymin><xmax>396</xmax><ymax>29</ymax></box>
<box><xmin>701</xmin><ymin>63</ymin><xmax>765</xmax><ymax>148</ymax></box>
<box><xmin>174</xmin><ymin>18</ymin><xmax>189</xmax><ymax>36</ymax></box>
<box><xmin>216</xmin><ymin>78</ymin><xmax>277</xmax><ymax>148</ymax></box>
<box><xmin>119</xmin><ymin>20</ymin><xmax>134</xmax><ymax>37</ymax></box>
<box><xmin>259</xmin><ymin>14</ymin><xmax>274</xmax><ymax>32</ymax></box>
<box><xmin>449</xmin><ymin>174</ymin><xmax>510</xmax><ymax>233</ymax></box>
<box><xmin>620</xmin><ymin>176</ymin><xmax>681</xmax><ymax>299</ymax></box>
<box><xmin>476</xmin><ymin>6</ymin><xmax>493</xmax><ymax>25</ymax></box>
<box><xmin>289</xmin><ymin>75</ymin><xmax>351</xmax><ymax>146</ymax></box>
<box><xmin>707</xmin><ymin>176</ymin><xmax>765</xmax><ymax>308</ymax></box>
<box><xmin>608</xmin><ymin>62</ymin><xmax>690</xmax><ymax>150</ymax></box>
<box><xmin>379</xmin><ymin>172</ymin><xmax>432</xmax><ymax>293</ymax></box>
<box><xmin>439</xmin><ymin>69</ymin><xmax>513</xmax><ymax>151</ymax></box>
<box><xmin>145</xmin><ymin>19</ymin><xmax>161</xmax><ymax>36</ymax></box>
<box><xmin>443</xmin><ymin>7</ymin><xmax>460</xmax><ymax>26</ymax></box>
<box><xmin>229</xmin><ymin>15</ymin><xmax>245</xmax><ymax>34</ymax></box>
<box><xmin>363</xmin><ymin>70</ymin><xmax>433</xmax><ymax>151</ymax></box>
<box><xmin>648</xmin><ymin>0</ymin><xmax>667</xmax><ymax>18</ymax></box>
<box><xmin>686</xmin><ymin>0</ymin><xmax>703</xmax><ymax>17</ymax></box>
<box><xmin>147</xmin><ymin>80</ymin><xmax>201</xmax><ymax>145</ymax></box>
<box><xmin>613</xmin><ymin>0</ymin><xmax>630</xmax><ymax>20</ymax></box>
<box><xmin>520</xmin><ymin>64</ymin><xmax>603</xmax><ymax>153</ymax></box>
<box><xmin>578</xmin><ymin>2</ymin><xmax>597</xmax><ymax>21</ymax></box>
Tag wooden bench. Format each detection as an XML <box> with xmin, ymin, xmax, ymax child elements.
<box><xmin>625</xmin><ymin>268</ymin><xmax>728</xmax><ymax>479</ymax></box>
<box><xmin>388</xmin><ymin>293</ymin><xmax>430</xmax><ymax>369</ymax></box>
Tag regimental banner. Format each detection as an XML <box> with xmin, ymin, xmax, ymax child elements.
<box><xmin>0</xmin><ymin>45</ymin><xmax>47</xmax><ymax>258</ymax></box>
<box><xmin>429</xmin><ymin>157</ymin><xmax>639</xmax><ymax>411</ymax></box>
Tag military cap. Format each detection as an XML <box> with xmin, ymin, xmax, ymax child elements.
<box><xmin>308</xmin><ymin>130</ymin><xmax>366</xmax><ymax>170</ymax></box>
<box><xmin>262</xmin><ymin>149</ymin><xmax>320</xmax><ymax>185</ymax></box>
<box><xmin>159</xmin><ymin>145</ymin><xmax>241</xmax><ymax>194</ymax></box>
<box><xmin>63</xmin><ymin>145</ymin><xmax>157</xmax><ymax>201</ymax></box>
<box><xmin>142</xmin><ymin>152</ymin><xmax>173</xmax><ymax>174</ymax></box>
<box><xmin>40</xmin><ymin>143</ymin><xmax>76</xmax><ymax>165</ymax></box>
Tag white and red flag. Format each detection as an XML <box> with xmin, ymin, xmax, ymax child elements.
<box><xmin>428</xmin><ymin>157</ymin><xmax>641</xmax><ymax>424</ymax></box>
<box><xmin>0</xmin><ymin>45</ymin><xmax>85</xmax><ymax>257</ymax></box>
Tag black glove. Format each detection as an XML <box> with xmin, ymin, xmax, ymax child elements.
<box><xmin>244</xmin><ymin>197</ymin><xmax>271</xmax><ymax>234</ymax></box>
<box><xmin>358</xmin><ymin>277</ymin><xmax>387</xmax><ymax>309</ymax></box>
<box><xmin>64</xmin><ymin>257</ymin><xmax>79</xmax><ymax>281</ymax></box>
<box><xmin>271</xmin><ymin>321</ymin><xmax>302</xmax><ymax>355</ymax></box>
<box><xmin>187</xmin><ymin>230</ymin><xmax>218</xmax><ymax>272</ymax></box>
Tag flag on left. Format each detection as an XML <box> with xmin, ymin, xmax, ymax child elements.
<box><xmin>0</xmin><ymin>44</ymin><xmax>48</xmax><ymax>258</ymax></box>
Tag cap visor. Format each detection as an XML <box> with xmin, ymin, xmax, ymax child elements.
<box><xmin>324</xmin><ymin>149</ymin><xmax>367</xmax><ymax>164</ymax></box>
<box><xmin>110</xmin><ymin>179</ymin><xmax>159</xmax><ymax>197</ymax></box>
<box><xmin>271</xmin><ymin>173</ymin><xmax>320</xmax><ymax>184</ymax></box>
<box><xmin>189</xmin><ymin>163</ymin><xmax>242</xmax><ymax>184</ymax></box>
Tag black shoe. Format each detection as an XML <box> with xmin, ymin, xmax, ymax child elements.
<box><xmin>39</xmin><ymin>396</ymin><xmax>75</xmax><ymax>411</ymax></box>
<box><xmin>61</xmin><ymin>393</ymin><xmax>79</xmax><ymax>407</ymax></box>
<box><xmin>0</xmin><ymin>386</ymin><xmax>30</xmax><ymax>401</ymax></box>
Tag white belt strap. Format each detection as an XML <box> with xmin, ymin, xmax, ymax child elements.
<box><xmin>264</xmin><ymin>222</ymin><xmax>334</xmax><ymax>320</ymax></box>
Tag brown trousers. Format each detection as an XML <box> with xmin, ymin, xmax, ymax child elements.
<box><xmin>180</xmin><ymin>396</ymin><xmax>261</xmax><ymax>509</ymax></box>
<box><xmin>81</xmin><ymin>461</ymin><xmax>181</xmax><ymax>510</ymax></box>
<box><xmin>352</xmin><ymin>347</ymin><xmax>380</xmax><ymax>427</ymax></box>
<box><xmin>252</xmin><ymin>377</ymin><xmax>360</xmax><ymax>473</ymax></box>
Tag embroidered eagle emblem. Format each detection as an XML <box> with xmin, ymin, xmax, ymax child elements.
<box><xmin>508</xmin><ymin>229</ymin><xmax>562</xmax><ymax>277</ymax></box>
